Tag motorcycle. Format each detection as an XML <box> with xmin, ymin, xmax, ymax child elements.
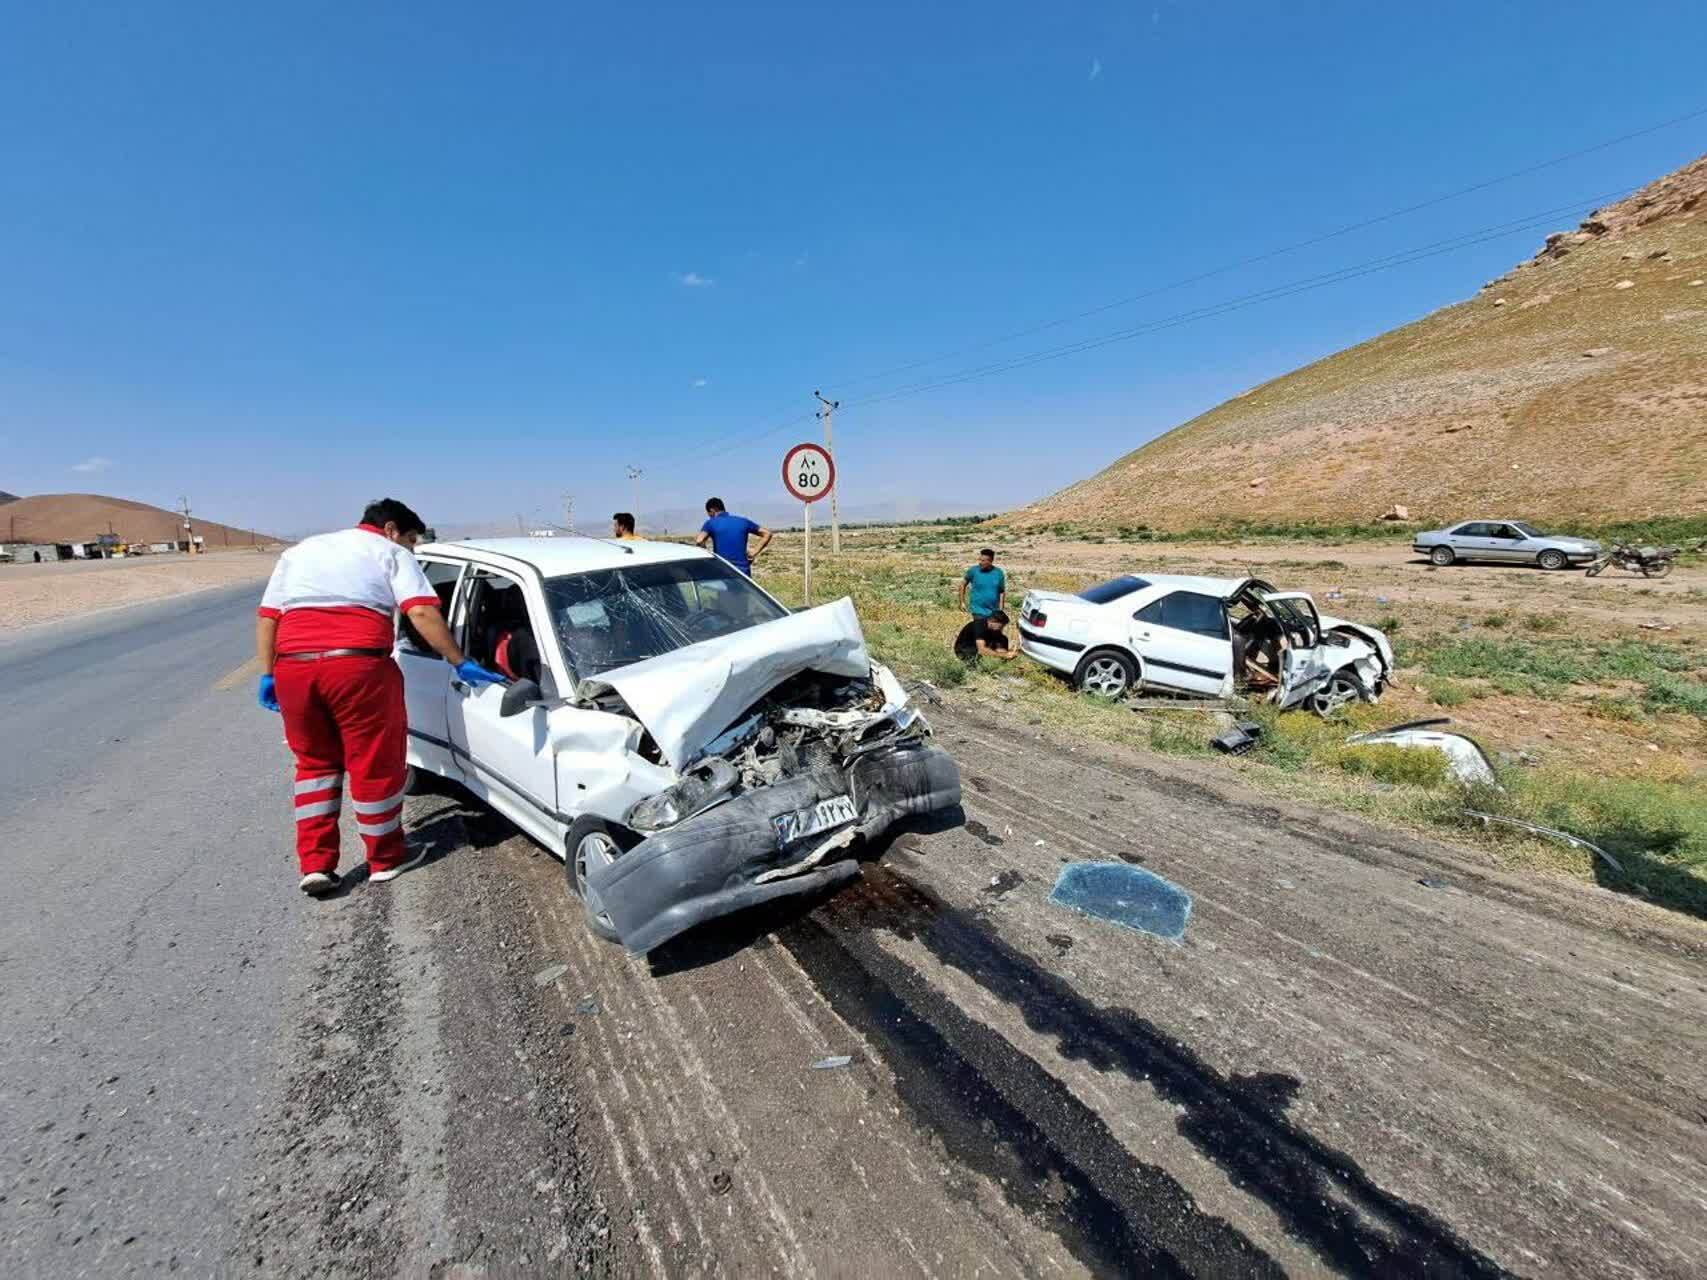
<box><xmin>1586</xmin><ymin>541</ymin><xmax>1679</xmax><ymax>579</ymax></box>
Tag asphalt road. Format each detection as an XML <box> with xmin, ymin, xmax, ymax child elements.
<box><xmin>3</xmin><ymin>588</ymin><xmax>1706</xmax><ymax>1276</ymax></box>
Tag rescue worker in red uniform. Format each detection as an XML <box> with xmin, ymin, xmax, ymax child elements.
<box><xmin>256</xmin><ymin>498</ymin><xmax>506</xmax><ymax>896</ymax></box>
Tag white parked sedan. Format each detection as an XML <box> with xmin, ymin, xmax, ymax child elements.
<box><xmin>1016</xmin><ymin>574</ymin><xmax>1394</xmax><ymax>715</ymax></box>
<box><xmin>399</xmin><ymin>537</ymin><xmax>960</xmax><ymax>954</ymax></box>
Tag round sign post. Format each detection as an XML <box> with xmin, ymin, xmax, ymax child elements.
<box><xmin>782</xmin><ymin>443</ymin><xmax>836</xmax><ymax>606</ymax></box>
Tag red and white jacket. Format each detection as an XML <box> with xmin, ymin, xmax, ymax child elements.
<box><xmin>258</xmin><ymin>524</ymin><xmax>440</xmax><ymax>654</ymax></box>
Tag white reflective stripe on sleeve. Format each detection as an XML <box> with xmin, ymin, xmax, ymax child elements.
<box><xmin>296</xmin><ymin>798</ymin><xmax>341</xmax><ymax>820</ymax></box>
<box><xmin>351</xmin><ymin>785</ymin><xmax>408</xmax><ymax>815</ymax></box>
<box><xmin>294</xmin><ymin>774</ymin><xmax>342</xmax><ymax>796</ymax></box>
<box><xmin>357</xmin><ymin>814</ymin><xmax>403</xmax><ymax>838</ymax></box>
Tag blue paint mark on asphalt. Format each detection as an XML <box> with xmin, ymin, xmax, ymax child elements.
<box><xmin>1049</xmin><ymin>862</ymin><xmax>1192</xmax><ymax>941</ymax></box>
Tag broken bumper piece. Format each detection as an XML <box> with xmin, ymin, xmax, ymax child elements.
<box><xmin>588</xmin><ymin>739</ymin><xmax>962</xmax><ymax>954</ymax></box>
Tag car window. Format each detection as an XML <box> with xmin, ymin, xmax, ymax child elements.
<box><xmin>1512</xmin><ymin>522</ymin><xmax>1545</xmax><ymax>538</ymax></box>
<box><xmin>459</xmin><ymin>570</ymin><xmax>537</xmax><ymax>678</ymax></box>
<box><xmin>1080</xmin><ymin>575</ymin><xmax>1150</xmax><ymax>604</ymax></box>
<box><xmin>544</xmin><ymin>557</ymin><xmax>789</xmax><ymax>679</ymax></box>
<box><xmin>1455</xmin><ymin>522</ymin><xmax>1489</xmax><ymax>536</ymax></box>
<box><xmin>1489</xmin><ymin>524</ymin><xmax>1521</xmax><ymax>539</ymax></box>
<box><xmin>1137</xmin><ymin>591</ymin><xmax>1228</xmax><ymax>639</ymax></box>
<box><xmin>398</xmin><ymin>558</ymin><xmax>463</xmax><ymax>654</ymax></box>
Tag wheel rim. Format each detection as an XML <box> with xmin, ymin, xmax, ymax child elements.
<box><xmin>1312</xmin><ymin>673</ymin><xmax>1359</xmax><ymax>717</ymax></box>
<box><xmin>1082</xmin><ymin>656</ymin><xmax>1129</xmax><ymax>698</ymax></box>
<box><xmin>1540</xmin><ymin>552</ymin><xmax>1564</xmax><ymax>570</ymax></box>
<box><xmin>1432</xmin><ymin>548</ymin><xmax>1453</xmax><ymax>565</ymax></box>
<box><xmin>575</xmin><ymin>832</ymin><xmax>620</xmax><ymax>928</ymax></box>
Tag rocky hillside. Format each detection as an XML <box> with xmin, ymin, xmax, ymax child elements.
<box><xmin>0</xmin><ymin>493</ymin><xmax>275</xmax><ymax>547</ymax></box>
<box><xmin>1008</xmin><ymin>154</ymin><xmax>1707</xmax><ymax>531</ymax></box>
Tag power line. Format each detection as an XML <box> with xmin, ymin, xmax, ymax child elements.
<box><xmin>654</xmin><ymin>101</ymin><xmax>1704</xmax><ymax>477</ymax></box>
<box><xmin>668</xmin><ymin>183</ymin><xmax>1627</xmax><ymax>471</ymax></box>
<box><xmin>822</xmin><ymin>104</ymin><xmax>1707</xmax><ymax>395</ymax></box>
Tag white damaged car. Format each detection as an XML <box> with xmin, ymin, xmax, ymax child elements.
<box><xmin>1017</xmin><ymin>574</ymin><xmax>1393</xmax><ymax>716</ymax></box>
<box><xmin>399</xmin><ymin>538</ymin><xmax>960</xmax><ymax>954</ymax></box>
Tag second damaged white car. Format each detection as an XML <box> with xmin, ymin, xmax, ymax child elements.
<box><xmin>399</xmin><ymin>538</ymin><xmax>960</xmax><ymax>954</ymax></box>
<box><xmin>1017</xmin><ymin>574</ymin><xmax>1394</xmax><ymax>716</ymax></box>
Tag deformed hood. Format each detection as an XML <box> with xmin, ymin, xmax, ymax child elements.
<box><xmin>579</xmin><ymin>597</ymin><xmax>872</xmax><ymax>772</ymax></box>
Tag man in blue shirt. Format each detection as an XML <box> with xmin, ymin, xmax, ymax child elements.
<box><xmin>695</xmin><ymin>497</ymin><xmax>773</xmax><ymax>577</ymax></box>
<box><xmin>959</xmin><ymin>547</ymin><xmax>1007</xmax><ymax>619</ymax></box>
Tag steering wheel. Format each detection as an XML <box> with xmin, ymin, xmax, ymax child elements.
<box><xmin>683</xmin><ymin>610</ymin><xmax>727</xmax><ymax>641</ymax></box>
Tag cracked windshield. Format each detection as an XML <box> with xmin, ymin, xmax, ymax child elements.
<box><xmin>545</xmin><ymin>558</ymin><xmax>788</xmax><ymax>678</ymax></box>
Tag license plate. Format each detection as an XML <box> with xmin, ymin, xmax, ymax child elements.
<box><xmin>773</xmin><ymin>794</ymin><xmax>858</xmax><ymax>845</ymax></box>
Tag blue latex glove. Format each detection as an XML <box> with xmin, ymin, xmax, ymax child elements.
<box><xmin>455</xmin><ymin>658</ymin><xmax>508</xmax><ymax>687</ymax></box>
<box><xmin>258</xmin><ymin>674</ymin><xmax>280</xmax><ymax>712</ymax></box>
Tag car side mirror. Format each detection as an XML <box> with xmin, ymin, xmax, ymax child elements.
<box><xmin>500</xmin><ymin>679</ymin><xmax>541</xmax><ymax>717</ymax></box>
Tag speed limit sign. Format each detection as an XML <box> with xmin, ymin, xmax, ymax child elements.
<box><xmin>782</xmin><ymin>442</ymin><xmax>835</xmax><ymax>503</ymax></box>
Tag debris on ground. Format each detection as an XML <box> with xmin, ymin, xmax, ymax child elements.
<box><xmin>575</xmin><ymin>995</ymin><xmax>601</xmax><ymax>1015</ymax></box>
<box><xmin>1381</xmin><ymin>504</ymin><xmax>1411</xmax><ymax>521</ymax></box>
<box><xmin>1045</xmin><ymin>933</ymin><xmax>1075</xmax><ymax>957</ymax></box>
<box><xmin>1345</xmin><ymin>719</ymin><xmax>1498</xmax><ymax>787</ymax></box>
<box><xmin>981</xmin><ymin>869</ymin><xmax>1025</xmax><ymax>898</ymax></box>
<box><xmin>532</xmin><ymin>963</ymin><xmax>570</xmax><ymax>988</ymax></box>
<box><xmin>1463</xmin><ymin>812</ymin><xmax>1624</xmax><ymax>874</ymax></box>
<box><xmin>1049</xmin><ymin>862</ymin><xmax>1192</xmax><ymax>942</ymax></box>
<box><xmin>1417</xmin><ymin>876</ymin><xmax>1453</xmax><ymax>891</ymax></box>
<box><xmin>1211</xmin><ymin>721</ymin><xmax>1264</xmax><ymax>755</ymax></box>
<box><xmin>810</xmin><ymin>1055</ymin><xmax>853</xmax><ymax>1070</ymax></box>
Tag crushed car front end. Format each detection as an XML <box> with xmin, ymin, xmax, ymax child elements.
<box><xmin>574</xmin><ymin>600</ymin><xmax>962</xmax><ymax>954</ymax></box>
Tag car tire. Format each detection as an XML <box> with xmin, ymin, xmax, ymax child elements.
<box><xmin>1074</xmin><ymin>648</ymin><xmax>1137</xmax><ymax>700</ymax></box>
<box><xmin>1537</xmin><ymin>549</ymin><xmax>1568</xmax><ymax>571</ymax></box>
<box><xmin>1429</xmin><ymin>546</ymin><xmax>1456</xmax><ymax>566</ymax></box>
<box><xmin>566</xmin><ymin>816</ymin><xmax>633</xmax><ymax>943</ymax></box>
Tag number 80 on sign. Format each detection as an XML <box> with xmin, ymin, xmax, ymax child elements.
<box><xmin>782</xmin><ymin>442</ymin><xmax>835</xmax><ymax>503</ymax></box>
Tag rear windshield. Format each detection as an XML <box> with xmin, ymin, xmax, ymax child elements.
<box><xmin>543</xmin><ymin>558</ymin><xmax>788</xmax><ymax>679</ymax></box>
<box><xmin>1079</xmin><ymin>575</ymin><xmax>1150</xmax><ymax>604</ymax></box>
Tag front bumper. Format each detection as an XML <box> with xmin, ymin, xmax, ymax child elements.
<box><xmin>587</xmin><ymin>739</ymin><xmax>962</xmax><ymax>954</ymax></box>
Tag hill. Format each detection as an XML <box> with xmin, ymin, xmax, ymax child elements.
<box><xmin>0</xmin><ymin>493</ymin><xmax>277</xmax><ymax>548</ymax></box>
<box><xmin>1008</xmin><ymin>154</ymin><xmax>1707</xmax><ymax>532</ymax></box>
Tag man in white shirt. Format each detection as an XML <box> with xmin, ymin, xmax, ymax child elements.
<box><xmin>257</xmin><ymin>498</ymin><xmax>505</xmax><ymax>896</ymax></box>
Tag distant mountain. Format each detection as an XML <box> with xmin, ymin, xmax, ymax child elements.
<box><xmin>0</xmin><ymin>493</ymin><xmax>277</xmax><ymax>547</ymax></box>
<box><xmin>0</xmin><ymin>491</ymin><xmax>19</xmax><ymax>506</ymax></box>
<box><xmin>1008</xmin><ymin>153</ymin><xmax>1707</xmax><ymax>532</ymax></box>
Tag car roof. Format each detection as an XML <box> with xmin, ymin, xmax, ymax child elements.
<box><xmin>417</xmin><ymin>536</ymin><xmax>713</xmax><ymax>576</ymax></box>
<box><xmin>1131</xmin><ymin>572</ymin><xmax>1253</xmax><ymax>599</ymax></box>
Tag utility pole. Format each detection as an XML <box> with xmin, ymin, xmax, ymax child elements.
<box><xmin>624</xmin><ymin>466</ymin><xmax>644</xmax><ymax>533</ymax></box>
<box><xmin>561</xmin><ymin>492</ymin><xmax>576</xmax><ymax>533</ymax></box>
<box><xmin>179</xmin><ymin>496</ymin><xmax>197</xmax><ymax>555</ymax></box>
<box><xmin>813</xmin><ymin>390</ymin><xmax>841</xmax><ymax>553</ymax></box>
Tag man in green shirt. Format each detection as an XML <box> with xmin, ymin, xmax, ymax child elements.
<box><xmin>958</xmin><ymin>547</ymin><xmax>1007</xmax><ymax>620</ymax></box>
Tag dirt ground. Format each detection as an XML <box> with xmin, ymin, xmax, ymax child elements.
<box><xmin>0</xmin><ymin>550</ymin><xmax>279</xmax><ymax>632</ymax></box>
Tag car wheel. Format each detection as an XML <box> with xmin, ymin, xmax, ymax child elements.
<box><xmin>1537</xmin><ymin>549</ymin><xmax>1568</xmax><ymax>571</ymax></box>
<box><xmin>1075</xmin><ymin>649</ymin><xmax>1137</xmax><ymax>700</ymax></box>
<box><xmin>566</xmin><ymin>816</ymin><xmax>630</xmax><ymax>943</ymax></box>
<box><xmin>1429</xmin><ymin>545</ymin><xmax>1456</xmax><ymax>566</ymax></box>
<box><xmin>1310</xmin><ymin>670</ymin><xmax>1363</xmax><ymax>719</ymax></box>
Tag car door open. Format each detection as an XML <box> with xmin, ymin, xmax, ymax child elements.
<box><xmin>1131</xmin><ymin>591</ymin><xmax>1233</xmax><ymax>696</ymax></box>
<box><xmin>397</xmin><ymin>556</ymin><xmax>464</xmax><ymax>777</ymax></box>
<box><xmin>446</xmin><ymin>568</ymin><xmax>567</xmax><ymax>843</ymax></box>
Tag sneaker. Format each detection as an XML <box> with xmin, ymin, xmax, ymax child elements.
<box><xmin>299</xmin><ymin>870</ymin><xmax>342</xmax><ymax>897</ymax></box>
<box><xmin>367</xmin><ymin>849</ymin><xmax>428</xmax><ymax>884</ymax></box>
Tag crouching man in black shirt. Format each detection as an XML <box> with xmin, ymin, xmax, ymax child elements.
<box><xmin>955</xmin><ymin>609</ymin><xmax>1018</xmax><ymax>663</ymax></box>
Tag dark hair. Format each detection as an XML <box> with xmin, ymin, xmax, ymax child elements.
<box><xmin>362</xmin><ymin>498</ymin><xmax>426</xmax><ymax>537</ymax></box>
<box><xmin>979</xmin><ymin>547</ymin><xmax>996</xmax><ymax>559</ymax></box>
<box><xmin>988</xmin><ymin>609</ymin><xmax>1009</xmax><ymax>626</ymax></box>
<box><xmin>705</xmin><ymin>497</ymin><xmax>726</xmax><ymax>514</ymax></box>
<box><xmin>612</xmin><ymin>511</ymin><xmax>636</xmax><ymax>534</ymax></box>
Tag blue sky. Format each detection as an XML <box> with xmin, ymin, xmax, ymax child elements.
<box><xmin>2</xmin><ymin>1</ymin><xmax>1703</xmax><ymax>535</ymax></box>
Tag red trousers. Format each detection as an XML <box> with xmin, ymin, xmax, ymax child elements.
<box><xmin>275</xmin><ymin>655</ymin><xmax>410</xmax><ymax>876</ymax></box>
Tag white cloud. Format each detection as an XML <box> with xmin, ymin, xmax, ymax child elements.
<box><xmin>677</xmin><ymin>271</ymin><xmax>714</xmax><ymax>288</ymax></box>
<box><xmin>71</xmin><ymin>456</ymin><xmax>113</xmax><ymax>473</ymax></box>
<box><xmin>1089</xmin><ymin>57</ymin><xmax>1102</xmax><ymax>80</ymax></box>
<box><xmin>692</xmin><ymin>377</ymin><xmax>708</xmax><ymax>388</ymax></box>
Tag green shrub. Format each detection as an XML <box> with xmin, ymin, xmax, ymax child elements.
<box><xmin>1336</xmin><ymin>744</ymin><xmax>1452</xmax><ymax>788</ymax></box>
<box><xmin>1426</xmin><ymin>680</ymin><xmax>1473</xmax><ymax>708</ymax></box>
<box><xmin>1481</xmin><ymin>612</ymin><xmax>1510</xmax><ymax>629</ymax></box>
<box><xmin>1645</xmin><ymin>673</ymin><xmax>1707</xmax><ymax>718</ymax></box>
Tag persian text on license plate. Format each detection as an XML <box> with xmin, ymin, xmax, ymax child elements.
<box><xmin>773</xmin><ymin>794</ymin><xmax>858</xmax><ymax>845</ymax></box>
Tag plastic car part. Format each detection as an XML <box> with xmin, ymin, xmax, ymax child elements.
<box><xmin>1211</xmin><ymin>721</ymin><xmax>1264</xmax><ymax>755</ymax></box>
<box><xmin>1346</xmin><ymin>720</ymin><xmax>1498</xmax><ymax>786</ymax></box>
